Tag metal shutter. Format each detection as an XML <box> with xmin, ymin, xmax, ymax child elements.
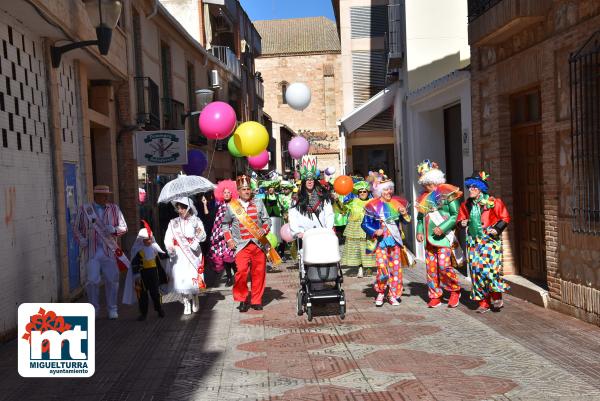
<box><xmin>350</xmin><ymin>6</ymin><xmax>388</xmax><ymax>39</ymax></box>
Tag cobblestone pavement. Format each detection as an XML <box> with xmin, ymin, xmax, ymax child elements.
<box><xmin>1</xmin><ymin>261</ymin><xmax>600</xmax><ymax>401</ymax></box>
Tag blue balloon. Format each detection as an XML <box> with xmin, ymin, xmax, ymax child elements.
<box><xmin>182</xmin><ymin>149</ymin><xmax>208</xmax><ymax>175</ymax></box>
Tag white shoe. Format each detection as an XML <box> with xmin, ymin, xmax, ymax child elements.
<box><xmin>108</xmin><ymin>310</ymin><xmax>118</xmax><ymax>320</ymax></box>
<box><xmin>375</xmin><ymin>293</ymin><xmax>385</xmax><ymax>307</ymax></box>
<box><xmin>388</xmin><ymin>297</ymin><xmax>401</xmax><ymax>306</ymax></box>
<box><xmin>183</xmin><ymin>298</ymin><xmax>192</xmax><ymax>315</ymax></box>
<box><xmin>192</xmin><ymin>295</ymin><xmax>199</xmax><ymax>313</ymax></box>
<box><xmin>357</xmin><ymin>267</ymin><xmax>363</xmax><ymax>278</ymax></box>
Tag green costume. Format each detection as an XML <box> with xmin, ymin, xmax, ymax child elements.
<box><xmin>416</xmin><ymin>198</ymin><xmax>460</xmax><ymax>248</ymax></box>
<box><xmin>341</xmin><ymin>197</ymin><xmax>376</xmax><ymax>268</ymax></box>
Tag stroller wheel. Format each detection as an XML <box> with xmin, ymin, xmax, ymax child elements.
<box><xmin>306</xmin><ymin>306</ymin><xmax>313</xmax><ymax>321</ymax></box>
<box><xmin>339</xmin><ymin>304</ymin><xmax>346</xmax><ymax>320</ymax></box>
<box><xmin>296</xmin><ymin>290</ymin><xmax>304</xmax><ymax>316</ymax></box>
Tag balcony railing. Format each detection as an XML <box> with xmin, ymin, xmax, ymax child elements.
<box><xmin>135</xmin><ymin>77</ymin><xmax>160</xmax><ymax>130</ymax></box>
<box><xmin>162</xmin><ymin>98</ymin><xmax>185</xmax><ymax>130</ymax></box>
<box><xmin>467</xmin><ymin>0</ymin><xmax>503</xmax><ymax>22</ymax></box>
<box><xmin>188</xmin><ymin>114</ymin><xmax>207</xmax><ymax>146</ymax></box>
<box><xmin>386</xmin><ymin>2</ymin><xmax>405</xmax><ymax>74</ymax></box>
<box><xmin>255</xmin><ymin>75</ymin><xmax>264</xmax><ymax>101</ymax></box>
<box><xmin>211</xmin><ymin>46</ymin><xmax>241</xmax><ymax>80</ymax></box>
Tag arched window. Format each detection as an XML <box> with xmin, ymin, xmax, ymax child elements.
<box><xmin>280</xmin><ymin>81</ymin><xmax>288</xmax><ymax>105</ymax></box>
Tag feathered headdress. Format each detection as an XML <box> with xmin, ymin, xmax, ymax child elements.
<box><xmin>417</xmin><ymin>159</ymin><xmax>446</xmax><ymax>185</ymax></box>
<box><xmin>299</xmin><ymin>155</ymin><xmax>318</xmax><ymax>180</ymax></box>
<box><xmin>465</xmin><ymin>171</ymin><xmax>490</xmax><ymax>193</ymax></box>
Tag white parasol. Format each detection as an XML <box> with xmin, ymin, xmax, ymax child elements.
<box><xmin>157</xmin><ymin>174</ymin><xmax>216</xmax><ymax>204</ymax></box>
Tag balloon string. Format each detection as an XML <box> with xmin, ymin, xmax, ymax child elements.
<box><xmin>206</xmin><ymin>139</ymin><xmax>218</xmax><ymax>179</ymax></box>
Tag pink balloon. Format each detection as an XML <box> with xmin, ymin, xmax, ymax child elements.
<box><xmin>288</xmin><ymin>136</ymin><xmax>309</xmax><ymax>159</ymax></box>
<box><xmin>280</xmin><ymin>223</ymin><xmax>294</xmax><ymax>243</ymax></box>
<box><xmin>247</xmin><ymin>150</ymin><xmax>269</xmax><ymax>170</ymax></box>
<box><xmin>198</xmin><ymin>101</ymin><xmax>237</xmax><ymax>140</ymax></box>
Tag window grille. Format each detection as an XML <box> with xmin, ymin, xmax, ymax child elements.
<box><xmin>570</xmin><ymin>31</ymin><xmax>600</xmax><ymax>234</ymax></box>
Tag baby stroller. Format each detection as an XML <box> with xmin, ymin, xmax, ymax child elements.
<box><xmin>296</xmin><ymin>228</ymin><xmax>346</xmax><ymax>321</ymax></box>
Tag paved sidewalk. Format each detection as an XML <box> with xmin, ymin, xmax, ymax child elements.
<box><xmin>1</xmin><ymin>262</ymin><xmax>600</xmax><ymax>400</ymax></box>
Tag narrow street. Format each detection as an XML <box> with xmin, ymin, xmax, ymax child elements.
<box><xmin>1</xmin><ymin>262</ymin><xmax>599</xmax><ymax>401</ymax></box>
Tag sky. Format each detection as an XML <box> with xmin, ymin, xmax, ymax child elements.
<box><xmin>239</xmin><ymin>0</ymin><xmax>335</xmax><ymax>22</ymax></box>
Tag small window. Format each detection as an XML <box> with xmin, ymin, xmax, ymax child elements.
<box><xmin>281</xmin><ymin>82</ymin><xmax>288</xmax><ymax>105</ymax></box>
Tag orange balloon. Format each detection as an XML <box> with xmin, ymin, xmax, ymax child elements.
<box><xmin>334</xmin><ymin>175</ymin><xmax>353</xmax><ymax>196</ymax></box>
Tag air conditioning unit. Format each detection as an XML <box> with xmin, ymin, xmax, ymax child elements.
<box><xmin>210</xmin><ymin>69</ymin><xmax>220</xmax><ymax>88</ymax></box>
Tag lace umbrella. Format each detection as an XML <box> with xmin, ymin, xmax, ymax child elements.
<box><xmin>157</xmin><ymin>174</ymin><xmax>216</xmax><ymax>204</ymax></box>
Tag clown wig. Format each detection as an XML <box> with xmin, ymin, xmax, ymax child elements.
<box><xmin>418</xmin><ymin>169</ymin><xmax>446</xmax><ymax>186</ymax></box>
<box><xmin>214</xmin><ymin>179</ymin><xmax>239</xmax><ymax>202</ymax></box>
<box><xmin>372</xmin><ymin>180</ymin><xmax>394</xmax><ymax>198</ymax></box>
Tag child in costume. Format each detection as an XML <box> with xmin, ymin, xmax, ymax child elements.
<box><xmin>415</xmin><ymin>160</ymin><xmax>463</xmax><ymax>308</ymax></box>
<box><xmin>362</xmin><ymin>171</ymin><xmax>413</xmax><ymax>306</ymax></box>
<box><xmin>340</xmin><ymin>180</ymin><xmax>376</xmax><ymax>277</ymax></box>
<box><xmin>123</xmin><ymin>221</ymin><xmax>167</xmax><ymax>321</ymax></box>
<box><xmin>458</xmin><ymin>171</ymin><xmax>511</xmax><ymax>313</ymax></box>
<box><xmin>210</xmin><ymin>180</ymin><xmax>238</xmax><ymax>287</ymax></box>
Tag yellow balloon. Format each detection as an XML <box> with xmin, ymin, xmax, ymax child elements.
<box><xmin>233</xmin><ymin>121</ymin><xmax>270</xmax><ymax>156</ymax></box>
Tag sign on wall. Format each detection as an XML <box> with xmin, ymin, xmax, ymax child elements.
<box><xmin>134</xmin><ymin>130</ymin><xmax>188</xmax><ymax>166</ymax></box>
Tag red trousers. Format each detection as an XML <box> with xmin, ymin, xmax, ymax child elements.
<box><xmin>233</xmin><ymin>242</ymin><xmax>266</xmax><ymax>305</ymax></box>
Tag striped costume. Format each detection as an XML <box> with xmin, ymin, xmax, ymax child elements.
<box><xmin>340</xmin><ymin>198</ymin><xmax>376</xmax><ymax>268</ymax></box>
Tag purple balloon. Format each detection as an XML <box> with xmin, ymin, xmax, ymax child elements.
<box><xmin>247</xmin><ymin>150</ymin><xmax>269</xmax><ymax>170</ymax></box>
<box><xmin>182</xmin><ymin>149</ymin><xmax>208</xmax><ymax>175</ymax></box>
<box><xmin>288</xmin><ymin>136</ymin><xmax>309</xmax><ymax>160</ymax></box>
<box><xmin>280</xmin><ymin>223</ymin><xmax>293</xmax><ymax>243</ymax></box>
<box><xmin>199</xmin><ymin>101</ymin><xmax>237</xmax><ymax>140</ymax></box>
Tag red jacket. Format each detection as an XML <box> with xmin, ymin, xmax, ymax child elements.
<box><xmin>457</xmin><ymin>196</ymin><xmax>510</xmax><ymax>234</ymax></box>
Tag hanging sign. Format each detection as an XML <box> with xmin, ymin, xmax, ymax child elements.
<box><xmin>134</xmin><ymin>130</ymin><xmax>188</xmax><ymax>166</ymax></box>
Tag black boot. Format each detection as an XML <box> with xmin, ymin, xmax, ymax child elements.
<box><xmin>238</xmin><ymin>302</ymin><xmax>249</xmax><ymax>312</ymax></box>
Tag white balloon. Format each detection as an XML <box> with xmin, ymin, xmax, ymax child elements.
<box><xmin>285</xmin><ymin>82</ymin><xmax>311</xmax><ymax>111</ymax></box>
<box><xmin>326</xmin><ymin>166</ymin><xmax>336</xmax><ymax>175</ymax></box>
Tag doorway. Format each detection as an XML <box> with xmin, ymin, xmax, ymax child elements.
<box><xmin>352</xmin><ymin>144</ymin><xmax>395</xmax><ymax>182</ymax></box>
<box><xmin>444</xmin><ymin>103</ymin><xmax>465</xmax><ymax>248</ymax></box>
<box><xmin>510</xmin><ymin>90</ymin><xmax>546</xmax><ymax>283</ymax></box>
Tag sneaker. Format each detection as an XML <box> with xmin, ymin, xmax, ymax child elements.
<box><xmin>357</xmin><ymin>267</ymin><xmax>363</xmax><ymax>278</ymax></box>
<box><xmin>427</xmin><ymin>298</ymin><xmax>442</xmax><ymax>308</ymax></box>
<box><xmin>491</xmin><ymin>293</ymin><xmax>504</xmax><ymax>309</ymax></box>
<box><xmin>183</xmin><ymin>298</ymin><xmax>192</xmax><ymax>315</ymax></box>
<box><xmin>477</xmin><ymin>299</ymin><xmax>490</xmax><ymax>313</ymax></box>
<box><xmin>448</xmin><ymin>291</ymin><xmax>461</xmax><ymax>308</ymax></box>
<box><xmin>192</xmin><ymin>295</ymin><xmax>199</xmax><ymax>313</ymax></box>
<box><xmin>388</xmin><ymin>297</ymin><xmax>401</xmax><ymax>306</ymax></box>
<box><xmin>250</xmin><ymin>304</ymin><xmax>263</xmax><ymax>310</ymax></box>
<box><xmin>108</xmin><ymin>310</ymin><xmax>118</xmax><ymax>320</ymax></box>
<box><xmin>375</xmin><ymin>293</ymin><xmax>385</xmax><ymax>307</ymax></box>
<box><xmin>238</xmin><ymin>302</ymin><xmax>249</xmax><ymax>313</ymax></box>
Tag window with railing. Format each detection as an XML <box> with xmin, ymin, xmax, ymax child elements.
<box><xmin>570</xmin><ymin>31</ymin><xmax>600</xmax><ymax>234</ymax></box>
<box><xmin>211</xmin><ymin>46</ymin><xmax>241</xmax><ymax>80</ymax></box>
<box><xmin>467</xmin><ymin>0</ymin><xmax>503</xmax><ymax>23</ymax></box>
<box><xmin>162</xmin><ymin>98</ymin><xmax>185</xmax><ymax>130</ymax></box>
<box><xmin>135</xmin><ymin>77</ymin><xmax>160</xmax><ymax>130</ymax></box>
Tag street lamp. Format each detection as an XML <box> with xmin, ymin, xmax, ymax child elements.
<box><xmin>51</xmin><ymin>0</ymin><xmax>123</xmax><ymax>68</ymax></box>
<box><xmin>181</xmin><ymin>89</ymin><xmax>214</xmax><ymax>124</ymax></box>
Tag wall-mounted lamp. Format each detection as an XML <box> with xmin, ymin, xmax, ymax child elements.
<box><xmin>51</xmin><ymin>0</ymin><xmax>123</xmax><ymax>68</ymax></box>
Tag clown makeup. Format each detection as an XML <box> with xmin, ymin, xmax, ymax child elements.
<box><xmin>223</xmin><ymin>189</ymin><xmax>232</xmax><ymax>202</ymax></box>
<box><xmin>468</xmin><ymin>186</ymin><xmax>481</xmax><ymax>199</ymax></box>
<box><xmin>382</xmin><ymin>186</ymin><xmax>394</xmax><ymax>201</ymax></box>
<box><xmin>358</xmin><ymin>189</ymin><xmax>369</xmax><ymax>200</ymax></box>
<box><xmin>305</xmin><ymin>179</ymin><xmax>315</xmax><ymax>192</ymax></box>
<box><xmin>424</xmin><ymin>183</ymin><xmax>437</xmax><ymax>192</ymax></box>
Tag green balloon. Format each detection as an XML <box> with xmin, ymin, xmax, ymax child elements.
<box><xmin>266</xmin><ymin>232</ymin><xmax>279</xmax><ymax>248</ymax></box>
<box><xmin>228</xmin><ymin>136</ymin><xmax>243</xmax><ymax>157</ymax></box>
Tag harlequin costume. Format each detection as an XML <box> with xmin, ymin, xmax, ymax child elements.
<box><xmin>416</xmin><ymin>160</ymin><xmax>463</xmax><ymax>308</ymax></box>
<box><xmin>123</xmin><ymin>222</ymin><xmax>167</xmax><ymax>320</ymax></box>
<box><xmin>340</xmin><ymin>180</ymin><xmax>376</xmax><ymax>276</ymax></box>
<box><xmin>210</xmin><ymin>180</ymin><xmax>238</xmax><ymax>286</ymax></box>
<box><xmin>361</xmin><ymin>171</ymin><xmax>414</xmax><ymax>306</ymax></box>
<box><xmin>223</xmin><ymin>175</ymin><xmax>278</xmax><ymax>311</ymax></box>
<box><xmin>457</xmin><ymin>172</ymin><xmax>511</xmax><ymax>312</ymax></box>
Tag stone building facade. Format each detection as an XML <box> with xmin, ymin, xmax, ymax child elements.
<box><xmin>468</xmin><ymin>0</ymin><xmax>600</xmax><ymax>324</ymax></box>
<box><xmin>254</xmin><ymin>17</ymin><xmax>342</xmax><ymax>174</ymax></box>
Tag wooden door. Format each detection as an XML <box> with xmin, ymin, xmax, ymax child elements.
<box><xmin>511</xmin><ymin>124</ymin><xmax>546</xmax><ymax>281</ymax></box>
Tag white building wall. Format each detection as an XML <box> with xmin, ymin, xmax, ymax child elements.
<box><xmin>160</xmin><ymin>0</ymin><xmax>202</xmax><ymax>43</ymax></box>
<box><xmin>0</xmin><ymin>14</ymin><xmax>58</xmax><ymax>333</ymax></box>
